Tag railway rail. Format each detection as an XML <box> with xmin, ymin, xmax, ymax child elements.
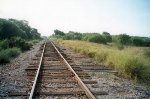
<box><xmin>8</xmin><ymin>40</ymin><xmax>109</xmax><ymax>99</ymax></box>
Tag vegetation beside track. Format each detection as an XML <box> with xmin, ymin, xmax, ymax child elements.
<box><xmin>57</xmin><ymin>39</ymin><xmax>150</xmax><ymax>84</ymax></box>
<box><xmin>0</xmin><ymin>18</ymin><xmax>41</xmax><ymax>64</ymax></box>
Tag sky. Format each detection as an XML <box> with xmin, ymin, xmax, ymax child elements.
<box><xmin>0</xmin><ymin>0</ymin><xmax>150</xmax><ymax>37</ymax></box>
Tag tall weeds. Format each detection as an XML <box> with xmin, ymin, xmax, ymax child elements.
<box><xmin>58</xmin><ymin>40</ymin><xmax>150</xmax><ymax>83</ymax></box>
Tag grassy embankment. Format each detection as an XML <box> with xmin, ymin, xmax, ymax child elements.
<box><xmin>58</xmin><ymin>39</ymin><xmax>150</xmax><ymax>84</ymax></box>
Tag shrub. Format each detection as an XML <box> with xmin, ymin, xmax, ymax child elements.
<box><xmin>118</xmin><ymin>34</ymin><xmax>131</xmax><ymax>45</ymax></box>
<box><xmin>31</xmin><ymin>40</ymin><xmax>39</xmax><ymax>44</ymax></box>
<box><xmin>6</xmin><ymin>47</ymin><xmax>21</xmax><ymax>57</ymax></box>
<box><xmin>63</xmin><ymin>32</ymin><xmax>82</xmax><ymax>40</ymax></box>
<box><xmin>0</xmin><ymin>39</ymin><xmax>9</xmax><ymax>49</ymax></box>
<box><xmin>125</xmin><ymin>58</ymin><xmax>145</xmax><ymax>80</ymax></box>
<box><xmin>95</xmin><ymin>51</ymin><xmax>108</xmax><ymax>62</ymax></box>
<box><xmin>132</xmin><ymin>38</ymin><xmax>144</xmax><ymax>46</ymax></box>
<box><xmin>140</xmin><ymin>67</ymin><xmax>150</xmax><ymax>83</ymax></box>
<box><xmin>54</xmin><ymin>29</ymin><xmax>65</xmax><ymax>36</ymax></box>
<box><xmin>0</xmin><ymin>46</ymin><xmax>3</xmax><ymax>51</ymax></box>
<box><xmin>88</xmin><ymin>34</ymin><xmax>106</xmax><ymax>44</ymax></box>
<box><xmin>9</xmin><ymin>37</ymin><xmax>32</xmax><ymax>51</ymax></box>
<box><xmin>116</xmin><ymin>43</ymin><xmax>124</xmax><ymax>50</ymax></box>
<box><xmin>0</xmin><ymin>50</ymin><xmax>10</xmax><ymax>63</ymax></box>
<box><xmin>21</xmin><ymin>42</ymin><xmax>32</xmax><ymax>51</ymax></box>
<box><xmin>144</xmin><ymin>49</ymin><xmax>150</xmax><ymax>58</ymax></box>
<box><xmin>102</xmin><ymin>32</ymin><xmax>112</xmax><ymax>42</ymax></box>
<box><xmin>87</xmin><ymin>51</ymin><xmax>96</xmax><ymax>58</ymax></box>
<box><xmin>0</xmin><ymin>47</ymin><xmax>21</xmax><ymax>64</ymax></box>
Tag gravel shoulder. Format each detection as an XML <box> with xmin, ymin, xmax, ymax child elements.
<box><xmin>0</xmin><ymin>41</ymin><xmax>43</xmax><ymax>98</ymax></box>
<box><xmin>58</xmin><ymin>43</ymin><xmax>150</xmax><ymax>99</ymax></box>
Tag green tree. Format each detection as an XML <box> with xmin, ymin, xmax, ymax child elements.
<box><xmin>0</xmin><ymin>18</ymin><xmax>41</xmax><ymax>40</ymax></box>
<box><xmin>102</xmin><ymin>32</ymin><xmax>112</xmax><ymax>42</ymax></box>
<box><xmin>118</xmin><ymin>34</ymin><xmax>131</xmax><ymax>45</ymax></box>
<box><xmin>132</xmin><ymin>38</ymin><xmax>144</xmax><ymax>46</ymax></box>
<box><xmin>82</xmin><ymin>33</ymin><xmax>106</xmax><ymax>44</ymax></box>
<box><xmin>64</xmin><ymin>31</ymin><xmax>82</xmax><ymax>40</ymax></box>
<box><xmin>54</xmin><ymin>29</ymin><xmax>65</xmax><ymax>36</ymax></box>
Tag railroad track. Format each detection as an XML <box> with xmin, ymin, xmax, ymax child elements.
<box><xmin>9</xmin><ymin>40</ymin><xmax>108</xmax><ymax>99</ymax></box>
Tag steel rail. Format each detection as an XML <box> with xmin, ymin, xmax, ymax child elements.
<box><xmin>50</xmin><ymin>41</ymin><xmax>96</xmax><ymax>99</ymax></box>
<box><xmin>29</xmin><ymin>42</ymin><xmax>46</xmax><ymax>99</ymax></box>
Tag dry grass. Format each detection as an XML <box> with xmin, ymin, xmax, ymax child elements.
<box><xmin>58</xmin><ymin>39</ymin><xmax>150</xmax><ymax>83</ymax></box>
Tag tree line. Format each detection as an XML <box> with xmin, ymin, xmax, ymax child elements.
<box><xmin>52</xmin><ymin>29</ymin><xmax>150</xmax><ymax>47</ymax></box>
<box><xmin>0</xmin><ymin>18</ymin><xmax>41</xmax><ymax>40</ymax></box>
<box><xmin>0</xmin><ymin>18</ymin><xmax>41</xmax><ymax>63</ymax></box>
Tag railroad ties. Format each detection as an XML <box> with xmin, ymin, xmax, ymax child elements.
<box><xmin>8</xmin><ymin>40</ymin><xmax>110</xmax><ymax>99</ymax></box>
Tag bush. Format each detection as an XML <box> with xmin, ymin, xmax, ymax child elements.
<box><xmin>21</xmin><ymin>42</ymin><xmax>32</xmax><ymax>51</ymax></box>
<box><xmin>125</xmin><ymin>58</ymin><xmax>145</xmax><ymax>79</ymax></box>
<box><xmin>140</xmin><ymin>67</ymin><xmax>150</xmax><ymax>83</ymax></box>
<box><xmin>0</xmin><ymin>51</ymin><xmax>10</xmax><ymax>63</ymax></box>
<box><xmin>63</xmin><ymin>32</ymin><xmax>82</xmax><ymax>40</ymax></box>
<box><xmin>0</xmin><ymin>46</ymin><xmax>3</xmax><ymax>51</ymax></box>
<box><xmin>6</xmin><ymin>47</ymin><xmax>21</xmax><ymax>57</ymax></box>
<box><xmin>9</xmin><ymin>37</ymin><xmax>32</xmax><ymax>51</ymax></box>
<box><xmin>0</xmin><ymin>47</ymin><xmax>21</xmax><ymax>64</ymax></box>
<box><xmin>118</xmin><ymin>34</ymin><xmax>131</xmax><ymax>45</ymax></box>
<box><xmin>144</xmin><ymin>49</ymin><xmax>150</xmax><ymax>58</ymax></box>
<box><xmin>102</xmin><ymin>32</ymin><xmax>112</xmax><ymax>42</ymax></box>
<box><xmin>0</xmin><ymin>39</ymin><xmax>9</xmax><ymax>49</ymax></box>
<box><xmin>88</xmin><ymin>34</ymin><xmax>106</xmax><ymax>44</ymax></box>
<box><xmin>116</xmin><ymin>43</ymin><xmax>124</xmax><ymax>50</ymax></box>
<box><xmin>30</xmin><ymin>40</ymin><xmax>39</xmax><ymax>44</ymax></box>
<box><xmin>132</xmin><ymin>38</ymin><xmax>144</xmax><ymax>46</ymax></box>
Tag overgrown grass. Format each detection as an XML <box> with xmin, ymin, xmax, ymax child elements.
<box><xmin>58</xmin><ymin>40</ymin><xmax>150</xmax><ymax>84</ymax></box>
<box><xmin>144</xmin><ymin>49</ymin><xmax>150</xmax><ymax>58</ymax></box>
<box><xmin>0</xmin><ymin>47</ymin><xmax>21</xmax><ymax>63</ymax></box>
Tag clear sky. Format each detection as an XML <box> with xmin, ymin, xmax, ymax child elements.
<box><xmin>0</xmin><ymin>0</ymin><xmax>150</xmax><ymax>37</ymax></box>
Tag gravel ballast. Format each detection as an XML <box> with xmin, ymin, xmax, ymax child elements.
<box><xmin>0</xmin><ymin>41</ymin><xmax>43</xmax><ymax>98</ymax></box>
<box><xmin>0</xmin><ymin>41</ymin><xmax>150</xmax><ymax>99</ymax></box>
<box><xmin>57</xmin><ymin>44</ymin><xmax>150</xmax><ymax>99</ymax></box>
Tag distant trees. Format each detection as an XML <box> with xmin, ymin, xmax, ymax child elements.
<box><xmin>102</xmin><ymin>32</ymin><xmax>112</xmax><ymax>42</ymax></box>
<box><xmin>53</xmin><ymin>30</ymin><xmax>107</xmax><ymax>44</ymax></box>
<box><xmin>52</xmin><ymin>29</ymin><xmax>150</xmax><ymax>47</ymax></box>
<box><xmin>132</xmin><ymin>38</ymin><xmax>143</xmax><ymax>46</ymax></box>
<box><xmin>63</xmin><ymin>31</ymin><xmax>82</xmax><ymax>40</ymax></box>
<box><xmin>0</xmin><ymin>18</ymin><xmax>41</xmax><ymax>51</ymax></box>
<box><xmin>54</xmin><ymin>29</ymin><xmax>65</xmax><ymax>36</ymax></box>
<box><xmin>0</xmin><ymin>18</ymin><xmax>41</xmax><ymax>40</ymax></box>
<box><xmin>0</xmin><ymin>18</ymin><xmax>41</xmax><ymax>63</ymax></box>
<box><xmin>82</xmin><ymin>33</ymin><xmax>106</xmax><ymax>44</ymax></box>
<box><xmin>0</xmin><ymin>19</ymin><xmax>22</xmax><ymax>39</ymax></box>
<box><xmin>118</xmin><ymin>34</ymin><xmax>131</xmax><ymax>45</ymax></box>
<box><xmin>131</xmin><ymin>37</ymin><xmax>150</xmax><ymax>47</ymax></box>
